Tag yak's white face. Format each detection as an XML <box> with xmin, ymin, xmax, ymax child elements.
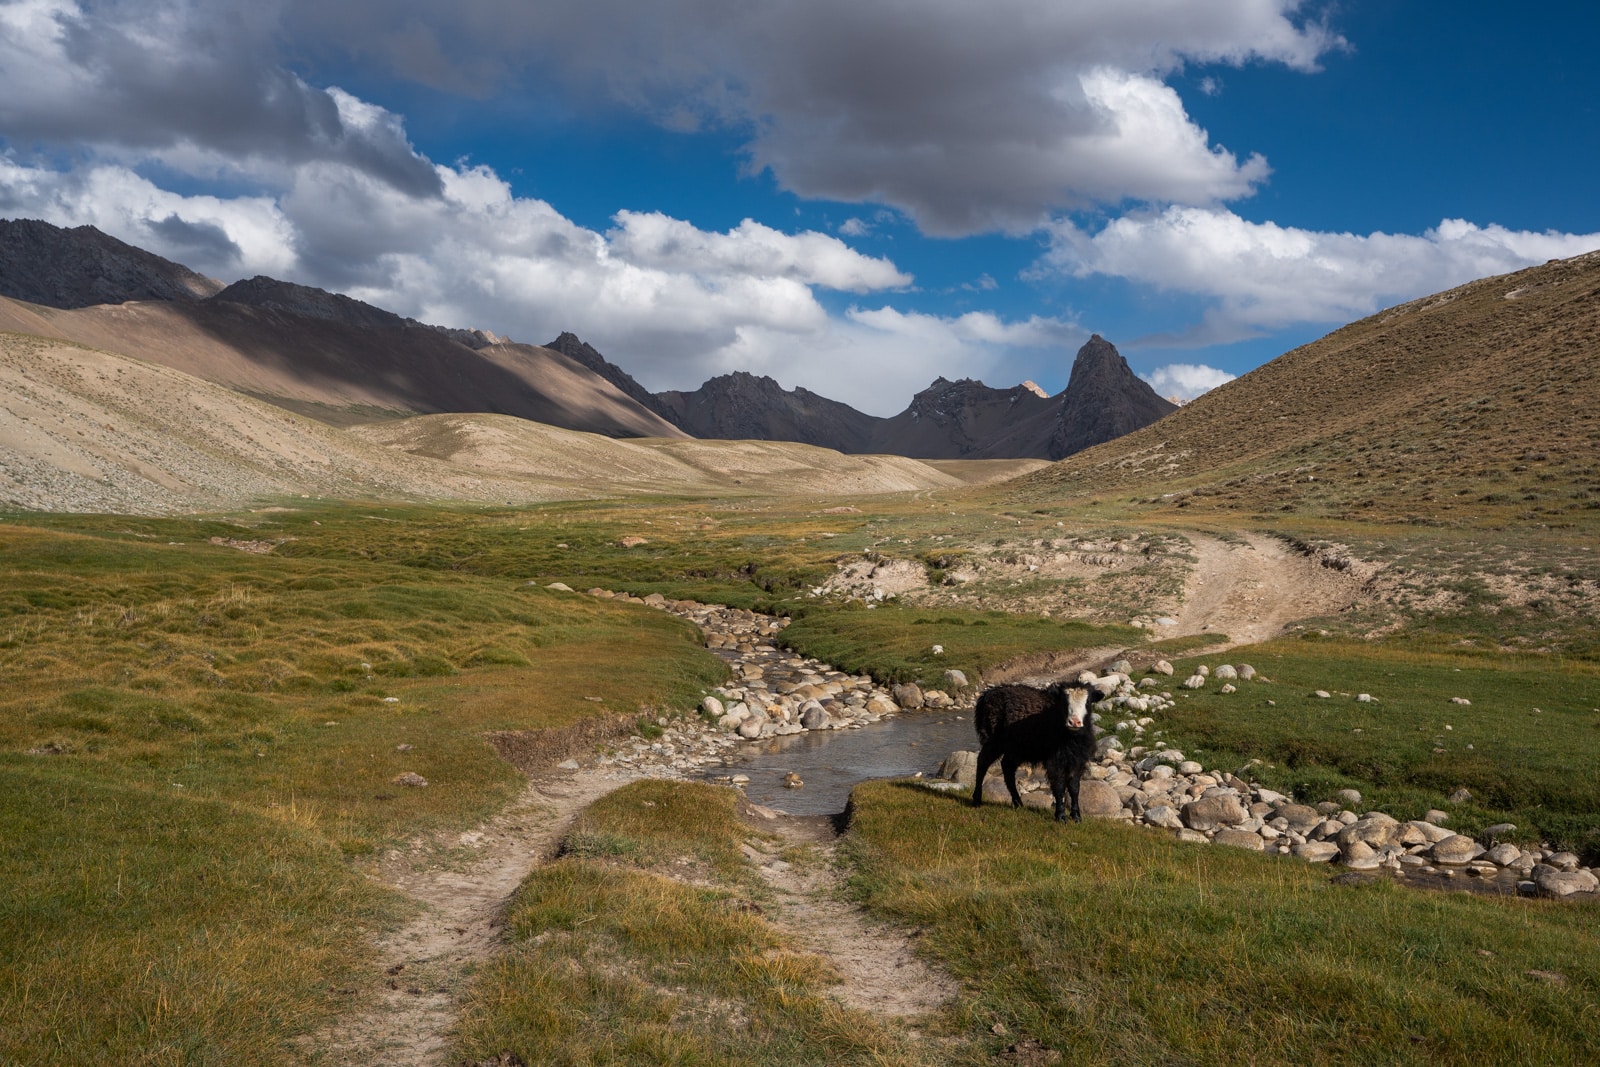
<box><xmin>1065</xmin><ymin>686</ymin><xmax>1089</xmax><ymax>729</ymax></box>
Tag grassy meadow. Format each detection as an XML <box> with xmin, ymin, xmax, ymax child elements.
<box><xmin>0</xmin><ymin>512</ymin><xmax>725</xmax><ymax>1065</ymax></box>
<box><xmin>844</xmin><ymin>779</ymin><xmax>1599</xmax><ymax>1065</ymax></box>
<box><xmin>4</xmin><ymin>488</ymin><xmax>1600</xmax><ymax>1064</ymax></box>
<box><xmin>454</xmin><ymin>779</ymin><xmax>959</xmax><ymax>1066</ymax></box>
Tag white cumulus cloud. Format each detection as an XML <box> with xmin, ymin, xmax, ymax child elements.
<box><xmin>1143</xmin><ymin>363</ymin><xmax>1235</xmax><ymax>401</ymax></box>
<box><xmin>1044</xmin><ymin>206</ymin><xmax>1600</xmax><ymax>342</ymax></box>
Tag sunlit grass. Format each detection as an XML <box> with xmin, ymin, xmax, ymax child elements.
<box><xmin>845</xmin><ymin>780</ymin><xmax>1600</xmax><ymax>1064</ymax></box>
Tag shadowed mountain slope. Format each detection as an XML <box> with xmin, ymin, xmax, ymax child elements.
<box><xmin>1009</xmin><ymin>251</ymin><xmax>1600</xmax><ymax>524</ymax></box>
<box><xmin>653</xmin><ymin>371</ymin><xmax>882</xmax><ymax>452</ymax></box>
<box><xmin>0</xmin><ymin>333</ymin><xmax>966</xmax><ymax>513</ymax></box>
<box><xmin>0</xmin><ymin>288</ymin><xmax>683</xmax><ymax>438</ymax></box>
<box><xmin>0</xmin><ymin>218</ymin><xmax>223</xmax><ymax>308</ymax></box>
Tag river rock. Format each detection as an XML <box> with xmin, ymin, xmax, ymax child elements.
<box><xmin>1215</xmin><ymin>828</ymin><xmax>1265</xmax><ymax>850</ymax></box>
<box><xmin>1482</xmin><ymin>822</ymin><xmax>1518</xmax><ymax>841</ymax></box>
<box><xmin>1484</xmin><ymin>843</ymin><xmax>1522</xmax><ymax>866</ymax></box>
<box><xmin>1547</xmin><ymin>851</ymin><xmax>1581</xmax><ymax>871</ymax></box>
<box><xmin>737</xmin><ymin>716</ymin><xmax>765</xmax><ymax>739</ymax></box>
<box><xmin>891</xmin><ymin>683</ymin><xmax>924</xmax><ymax>709</ymax></box>
<box><xmin>1423</xmin><ymin>809</ymin><xmax>1450</xmax><ymax>825</ymax></box>
<box><xmin>800</xmin><ymin>703</ymin><xmax>829</xmax><ymax>730</ymax></box>
<box><xmin>1144</xmin><ymin>804</ymin><xmax>1184</xmax><ymax>830</ymax></box>
<box><xmin>700</xmin><ymin>695</ymin><xmax>725</xmax><ymax>718</ymax></box>
<box><xmin>1337</xmin><ymin>813</ymin><xmax>1402</xmax><ymax>850</ymax></box>
<box><xmin>1407</xmin><ymin>820</ymin><xmax>1454</xmax><ymax>844</ymax></box>
<box><xmin>1534</xmin><ymin>866</ymin><xmax>1599</xmax><ymax>897</ymax></box>
<box><xmin>1430</xmin><ymin>835</ymin><xmax>1484</xmax><ymax>865</ymax></box>
<box><xmin>1175</xmin><ymin>828</ymin><xmax>1210</xmax><ymax>844</ymax></box>
<box><xmin>865</xmin><ymin>693</ymin><xmax>898</xmax><ymax>716</ymax></box>
<box><xmin>1340</xmin><ymin>839</ymin><xmax>1383</xmax><ymax>869</ymax></box>
<box><xmin>1276</xmin><ymin>804</ymin><xmax>1323</xmax><ymax>834</ymax></box>
<box><xmin>942</xmin><ymin>669</ymin><xmax>970</xmax><ymax>690</ymax></box>
<box><xmin>1293</xmin><ymin>841</ymin><xmax>1341</xmax><ymax>863</ymax></box>
<box><xmin>939</xmin><ymin>750</ymin><xmax>978</xmax><ymax>787</ymax></box>
<box><xmin>1070</xmin><ymin>779</ymin><xmax>1123</xmax><ymax>818</ymax></box>
<box><xmin>1182</xmin><ymin>794</ymin><xmax>1247</xmax><ymax>832</ymax></box>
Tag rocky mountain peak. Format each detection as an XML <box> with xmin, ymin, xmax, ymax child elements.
<box><xmin>0</xmin><ymin>217</ymin><xmax>223</xmax><ymax>308</ymax></box>
<box><xmin>1048</xmin><ymin>335</ymin><xmax>1177</xmax><ymax>460</ymax></box>
<box><xmin>209</xmin><ymin>277</ymin><xmax>409</xmax><ymax>332</ymax></box>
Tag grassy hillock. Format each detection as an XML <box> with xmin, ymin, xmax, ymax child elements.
<box><xmin>1009</xmin><ymin>250</ymin><xmax>1600</xmax><ymax>527</ymax></box>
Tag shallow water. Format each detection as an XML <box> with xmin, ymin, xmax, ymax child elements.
<box><xmin>702</xmin><ymin>711</ymin><xmax>980</xmax><ymax>815</ymax></box>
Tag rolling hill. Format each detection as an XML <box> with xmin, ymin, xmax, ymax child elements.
<box><xmin>1010</xmin><ymin>250</ymin><xmax>1600</xmax><ymax>526</ymax></box>
<box><xmin>0</xmin><ymin>332</ymin><xmax>969</xmax><ymax>513</ymax></box>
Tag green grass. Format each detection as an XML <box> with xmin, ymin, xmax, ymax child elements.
<box><xmin>845</xmin><ymin>780</ymin><xmax>1600</xmax><ymax>1065</ymax></box>
<box><xmin>1149</xmin><ymin>641</ymin><xmax>1600</xmax><ymax>856</ymax></box>
<box><xmin>454</xmin><ymin>780</ymin><xmax>956</xmax><ymax>1066</ymax></box>
<box><xmin>0</xmin><ymin>518</ymin><xmax>727</xmax><ymax>1064</ymax></box>
<box><xmin>780</xmin><ymin>602</ymin><xmax>1139</xmax><ymax>688</ymax></box>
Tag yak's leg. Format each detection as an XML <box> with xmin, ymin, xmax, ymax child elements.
<box><xmin>971</xmin><ymin>742</ymin><xmax>1002</xmax><ymax>807</ymax></box>
<box><xmin>1001</xmin><ymin>753</ymin><xmax>1026</xmax><ymax>807</ymax></box>
<box><xmin>1065</xmin><ymin>763</ymin><xmax>1084</xmax><ymax>823</ymax></box>
<box><xmin>1046</xmin><ymin>757</ymin><xmax>1068</xmax><ymax>822</ymax></box>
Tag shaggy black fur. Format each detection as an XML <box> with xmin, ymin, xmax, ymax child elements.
<box><xmin>970</xmin><ymin>682</ymin><xmax>1096</xmax><ymax>822</ymax></box>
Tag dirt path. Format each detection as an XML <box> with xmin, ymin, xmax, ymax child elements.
<box><xmin>1170</xmin><ymin>531</ymin><xmax>1363</xmax><ymax>648</ymax></box>
<box><xmin>744</xmin><ymin>814</ymin><xmax>957</xmax><ymax>1019</ymax></box>
<box><xmin>304</xmin><ymin>767</ymin><xmax>645</xmax><ymax>1066</ymax></box>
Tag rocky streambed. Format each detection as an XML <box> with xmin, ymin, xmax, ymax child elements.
<box><xmin>561</xmin><ymin>586</ymin><xmax>1598</xmax><ymax>900</ymax></box>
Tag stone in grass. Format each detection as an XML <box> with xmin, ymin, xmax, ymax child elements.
<box><xmin>1214</xmin><ymin>828</ymin><xmax>1265</xmax><ymax>850</ymax></box>
<box><xmin>1181</xmin><ymin>674</ymin><xmax>1207</xmax><ymax>690</ymax></box>
<box><xmin>1219</xmin><ymin>683</ymin><xmax>1237</xmax><ymax>694</ymax></box>
<box><xmin>1074</xmin><ymin>779</ymin><xmax>1125</xmax><ymax>818</ymax></box>
<box><xmin>1276</xmin><ymin>804</ymin><xmax>1323</xmax><ymax>834</ymax></box>
<box><xmin>1144</xmin><ymin>804</ymin><xmax>1184</xmax><ymax>830</ymax></box>
<box><xmin>1450</xmin><ymin>696</ymin><xmax>1472</xmax><ymax>705</ymax></box>
<box><xmin>1237</xmin><ymin>664</ymin><xmax>1257</xmax><ymax>681</ymax></box>
<box><xmin>1182</xmin><ymin>794</ymin><xmax>1247</xmax><ymax>832</ymax></box>
<box><xmin>392</xmin><ymin>772</ymin><xmax>429</xmax><ymax>787</ymax></box>
<box><xmin>1213</xmin><ymin>664</ymin><xmax>1239</xmax><ymax>681</ymax></box>
<box><xmin>1312</xmin><ymin>690</ymin><xmax>1331</xmax><ymax>699</ymax></box>
<box><xmin>1151</xmin><ymin>660</ymin><xmax>1174</xmax><ymax>676</ymax></box>
<box><xmin>1335</xmin><ymin>788</ymin><xmax>1363</xmax><ymax>807</ymax></box>
<box><xmin>1449</xmin><ymin>788</ymin><xmax>1472</xmax><ymax>804</ymax></box>
<box><xmin>1293</xmin><ymin>841</ymin><xmax>1341</xmax><ymax>863</ymax></box>
<box><xmin>1482</xmin><ymin>822</ymin><xmax>1518</xmax><ymax>840</ymax></box>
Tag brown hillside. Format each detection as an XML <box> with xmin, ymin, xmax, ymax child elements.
<box><xmin>1010</xmin><ymin>250</ymin><xmax>1600</xmax><ymax>526</ymax></box>
<box><xmin>0</xmin><ymin>294</ymin><xmax>684</xmax><ymax>438</ymax></box>
<box><xmin>353</xmin><ymin>413</ymin><xmax>965</xmax><ymax>496</ymax></box>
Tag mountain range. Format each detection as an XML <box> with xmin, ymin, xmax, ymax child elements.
<box><xmin>0</xmin><ymin>218</ymin><xmax>1175</xmax><ymax>461</ymax></box>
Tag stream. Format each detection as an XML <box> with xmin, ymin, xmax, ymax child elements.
<box><xmin>701</xmin><ymin>710</ymin><xmax>978</xmax><ymax>815</ymax></box>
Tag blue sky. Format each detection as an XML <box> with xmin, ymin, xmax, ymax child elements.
<box><xmin>2</xmin><ymin>1</ymin><xmax>1597</xmax><ymax>415</ymax></box>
